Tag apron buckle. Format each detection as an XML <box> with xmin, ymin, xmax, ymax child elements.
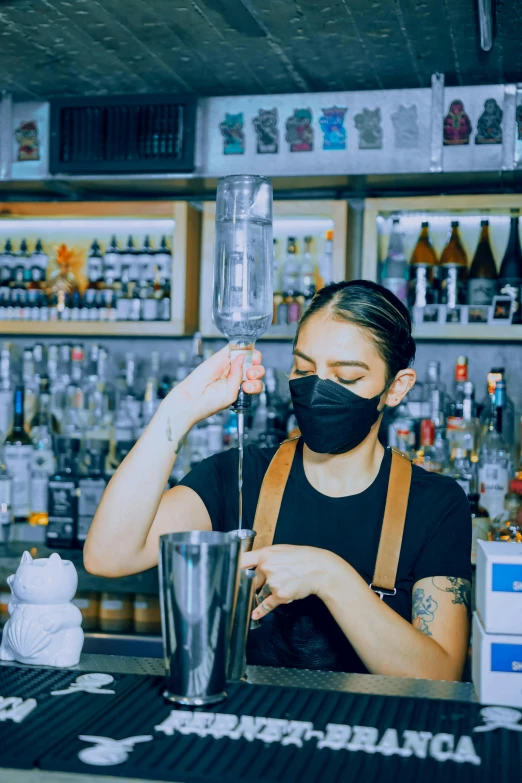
<box><xmin>369</xmin><ymin>583</ymin><xmax>397</xmax><ymax>600</ymax></box>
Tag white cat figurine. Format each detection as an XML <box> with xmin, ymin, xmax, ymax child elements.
<box><xmin>0</xmin><ymin>551</ymin><xmax>84</xmax><ymax>667</ymax></box>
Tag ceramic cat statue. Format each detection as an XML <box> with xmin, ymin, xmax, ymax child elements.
<box><xmin>0</xmin><ymin>551</ymin><xmax>84</xmax><ymax>667</ymax></box>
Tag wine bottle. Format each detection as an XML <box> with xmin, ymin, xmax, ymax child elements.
<box><xmin>4</xmin><ymin>385</ymin><xmax>32</xmax><ymax>522</ymax></box>
<box><xmin>468</xmin><ymin>220</ymin><xmax>498</xmax><ymax>305</ymax></box>
<box><xmin>498</xmin><ymin>214</ymin><xmax>522</xmax><ymax>323</ymax></box>
<box><xmin>408</xmin><ymin>221</ymin><xmax>439</xmax><ymax>307</ymax></box>
<box><xmin>440</xmin><ymin>221</ymin><xmax>468</xmax><ymax>308</ymax></box>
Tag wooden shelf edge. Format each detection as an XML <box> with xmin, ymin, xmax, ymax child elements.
<box><xmin>413</xmin><ymin>324</ymin><xmax>522</xmax><ymax>341</ymax></box>
<box><xmin>0</xmin><ymin>320</ymin><xmax>186</xmax><ymax>337</ymax></box>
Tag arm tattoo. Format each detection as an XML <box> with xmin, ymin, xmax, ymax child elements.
<box><xmin>166</xmin><ymin>418</ymin><xmax>187</xmax><ymax>454</ymax></box>
<box><xmin>412</xmin><ymin>588</ymin><xmax>438</xmax><ymax>637</ymax></box>
<box><xmin>432</xmin><ymin>577</ymin><xmax>472</xmax><ymax>619</ymax></box>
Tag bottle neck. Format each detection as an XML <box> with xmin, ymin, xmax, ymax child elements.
<box><xmin>494</xmin><ymin>406</ymin><xmax>503</xmax><ymax>435</ymax></box>
<box><xmin>58</xmin><ymin>454</ymin><xmax>74</xmax><ymax>474</ymax></box>
<box><xmin>12</xmin><ymin>388</ymin><xmax>25</xmax><ymax>430</ymax></box>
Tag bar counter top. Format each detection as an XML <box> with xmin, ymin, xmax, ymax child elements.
<box><xmin>0</xmin><ymin>653</ymin><xmax>478</xmax><ymax>783</ymax></box>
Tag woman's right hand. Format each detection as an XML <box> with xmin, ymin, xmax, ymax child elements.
<box><xmin>167</xmin><ymin>345</ymin><xmax>265</xmax><ymax>428</ymax></box>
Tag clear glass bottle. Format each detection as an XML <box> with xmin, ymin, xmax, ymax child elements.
<box><xmin>380</xmin><ymin>218</ymin><xmax>408</xmax><ymax>305</ymax></box>
<box><xmin>212</xmin><ymin>174</ymin><xmax>273</xmax><ymax>410</ymax></box>
<box><xmin>0</xmin><ymin>443</ymin><xmax>13</xmax><ymax>541</ymax></box>
<box><xmin>451</xmin><ymin>447</ymin><xmax>473</xmax><ymax>495</ymax></box>
<box><xmin>479</xmin><ymin>387</ymin><xmax>510</xmax><ymax>522</ymax></box>
<box><xmin>103</xmin><ymin>235</ymin><xmax>120</xmax><ymax>281</ymax></box>
<box><xmin>423</xmin><ymin>360</ymin><xmax>445</xmax><ymax>426</ymax></box>
<box><xmin>4</xmin><ymin>385</ymin><xmax>32</xmax><ymax>522</ymax></box>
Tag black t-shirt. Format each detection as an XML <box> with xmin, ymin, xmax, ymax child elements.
<box><xmin>180</xmin><ymin>441</ymin><xmax>472</xmax><ymax>673</ymax></box>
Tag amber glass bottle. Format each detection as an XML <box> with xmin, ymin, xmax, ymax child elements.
<box><xmin>408</xmin><ymin>221</ymin><xmax>439</xmax><ymax>307</ymax></box>
<box><xmin>440</xmin><ymin>221</ymin><xmax>468</xmax><ymax>308</ymax></box>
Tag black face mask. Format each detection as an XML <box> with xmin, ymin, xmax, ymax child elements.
<box><xmin>289</xmin><ymin>374</ymin><xmax>385</xmax><ymax>454</ymax></box>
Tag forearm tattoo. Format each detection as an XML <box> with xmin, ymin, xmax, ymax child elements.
<box><xmin>432</xmin><ymin>577</ymin><xmax>472</xmax><ymax>619</ymax></box>
<box><xmin>412</xmin><ymin>589</ymin><xmax>438</xmax><ymax>637</ymax></box>
<box><xmin>166</xmin><ymin>418</ymin><xmax>186</xmax><ymax>454</ymax></box>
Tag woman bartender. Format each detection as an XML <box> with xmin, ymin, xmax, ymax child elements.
<box><xmin>85</xmin><ymin>280</ymin><xmax>472</xmax><ymax>680</ymax></box>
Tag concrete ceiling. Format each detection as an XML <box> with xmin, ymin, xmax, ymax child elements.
<box><xmin>0</xmin><ymin>0</ymin><xmax>518</xmax><ymax>100</ymax></box>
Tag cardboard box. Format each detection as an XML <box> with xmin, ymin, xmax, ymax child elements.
<box><xmin>476</xmin><ymin>540</ymin><xmax>522</xmax><ymax>635</ymax></box>
<box><xmin>472</xmin><ymin>613</ymin><xmax>522</xmax><ymax>707</ymax></box>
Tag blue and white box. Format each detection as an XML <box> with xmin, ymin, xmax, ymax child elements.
<box><xmin>476</xmin><ymin>540</ymin><xmax>522</xmax><ymax>635</ymax></box>
<box><xmin>472</xmin><ymin>613</ymin><xmax>522</xmax><ymax>707</ymax></box>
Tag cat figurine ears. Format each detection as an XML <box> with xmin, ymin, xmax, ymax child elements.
<box><xmin>20</xmin><ymin>551</ymin><xmax>68</xmax><ymax>567</ymax></box>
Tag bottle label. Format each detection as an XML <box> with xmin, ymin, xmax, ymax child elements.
<box><xmin>441</xmin><ymin>266</ymin><xmax>467</xmax><ymax>308</ymax></box>
<box><xmin>498</xmin><ymin>279</ymin><xmax>522</xmax><ymax>321</ymax></box>
<box><xmin>0</xmin><ymin>477</ymin><xmax>12</xmax><ymax>525</ymax></box>
<box><xmin>46</xmin><ymin>517</ymin><xmax>75</xmax><ymax>544</ymax></box>
<box><xmin>48</xmin><ymin>480</ymin><xmax>77</xmax><ymax>517</ymax></box>
<box><xmin>77</xmin><ymin>478</ymin><xmax>106</xmax><ymax>541</ymax></box>
<box><xmin>142</xmin><ymin>300</ymin><xmax>158</xmax><ymax>321</ymax></box>
<box><xmin>31</xmin><ymin>448</ymin><xmax>55</xmax><ymax>475</ymax></box>
<box><xmin>479</xmin><ymin>464</ymin><xmax>509</xmax><ymax>519</ymax></box>
<box><xmin>30</xmin><ymin>473</ymin><xmax>48</xmax><ymax>514</ymax></box>
<box><xmin>468</xmin><ymin>278</ymin><xmax>497</xmax><ymax>306</ymax></box>
<box><xmin>4</xmin><ymin>445</ymin><xmax>32</xmax><ymax>517</ymax></box>
<box><xmin>288</xmin><ymin>301</ymin><xmax>301</xmax><ymax>324</ymax></box>
<box><xmin>411</xmin><ymin>267</ymin><xmax>428</xmax><ymax>308</ymax></box>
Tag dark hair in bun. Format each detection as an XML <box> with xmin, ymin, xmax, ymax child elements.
<box><xmin>295</xmin><ymin>279</ymin><xmax>416</xmax><ymax>383</ymax></box>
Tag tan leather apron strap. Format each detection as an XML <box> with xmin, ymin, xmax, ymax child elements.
<box><xmin>252</xmin><ymin>441</ymin><xmax>412</xmax><ymax>598</ymax></box>
<box><xmin>252</xmin><ymin>437</ymin><xmax>299</xmax><ymax>550</ymax></box>
<box><xmin>370</xmin><ymin>448</ymin><xmax>412</xmax><ymax>599</ymax></box>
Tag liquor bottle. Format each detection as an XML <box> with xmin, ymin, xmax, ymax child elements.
<box><xmin>272</xmin><ymin>238</ymin><xmax>282</xmax><ymax>325</ymax></box>
<box><xmin>490</xmin><ymin>489</ymin><xmax>522</xmax><ymax>543</ymax></box>
<box><xmin>317</xmin><ymin>229</ymin><xmax>334</xmax><ymax>291</ymax></box>
<box><xmin>479</xmin><ymin>383</ymin><xmax>510</xmax><ymax>520</ymax></box>
<box><xmin>0</xmin><ymin>239</ymin><xmax>15</xmax><ymax>288</ymax></box>
<box><xmin>31</xmin><ymin>239</ymin><xmax>48</xmax><ymax>277</ymax></box>
<box><xmin>103</xmin><ymin>235</ymin><xmax>120</xmax><ymax>280</ymax></box>
<box><xmin>450</xmin><ymin>447</ymin><xmax>473</xmax><ymax>495</ymax></box>
<box><xmin>0</xmin><ymin>343</ymin><xmax>13</xmax><ymax>441</ymax></box>
<box><xmin>380</xmin><ymin>218</ymin><xmax>408</xmax><ymax>305</ymax></box>
<box><xmin>479</xmin><ymin>367</ymin><xmax>515</xmax><ymax>449</ymax></box>
<box><xmin>300</xmin><ymin>236</ymin><xmax>316</xmax><ymax>310</ymax></box>
<box><xmin>116</xmin><ymin>266</ymin><xmax>131</xmax><ymax>321</ymax></box>
<box><xmin>468</xmin><ymin>220</ymin><xmax>498</xmax><ymax>305</ymax></box>
<box><xmin>30</xmin><ymin>375</ymin><xmax>59</xmax><ymax>436</ymax></box>
<box><xmin>468</xmin><ymin>465</ymin><xmax>490</xmax><ymax>565</ymax></box>
<box><xmin>121</xmin><ymin>236</ymin><xmax>139</xmax><ymax>282</ymax></box>
<box><xmin>416</xmin><ymin>419</ymin><xmax>442</xmax><ymax>473</ymax></box>
<box><xmin>0</xmin><ymin>443</ymin><xmax>12</xmax><ymax>541</ymax></box>
<box><xmin>87</xmin><ymin>239</ymin><xmax>103</xmax><ymax>283</ymax></box>
<box><xmin>408</xmin><ymin>222</ymin><xmax>439</xmax><ymax>307</ymax></box>
<box><xmin>155</xmin><ymin>236</ymin><xmax>172</xmax><ymax>281</ymax></box>
<box><xmin>446</xmin><ymin>356</ymin><xmax>468</xmax><ymax>442</ymax></box>
<box><xmin>440</xmin><ymin>221</ymin><xmax>468</xmax><ymax>308</ymax></box>
<box><xmin>4</xmin><ymin>385</ymin><xmax>32</xmax><ymax>522</ymax></box>
<box><xmin>279</xmin><ymin>237</ymin><xmax>301</xmax><ymax>325</ymax></box>
<box><xmin>423</xmin><ymin>361</ymin><xmax>445</xmax><ymax>427</ymax></box>
<box><xmin>140</xmin><ymin>276</ymin><xmax>158</xmax><ymax>321</ymax></box>
<box><xmin>161</xmin><ymin>278</ymin><xmax>171</xmax><ymax>321</ymax></box>
<box><xmin>498</xmin><ymin>213</ymin><xmax>522</xmax><ymax>323</ymax></box>
<box><xmin>137</xmin><ymin>235</ymin><xmax>154</xmax><ymax>282</ymax></box>
<box><xmin>46</xmin><ymin>442</ymin><xmax>79</xmax><ymax>549</ymax></box>
<box><xmin>16</xmin><ymin>239</ymin><xmax>30</xmax><ymax>280</ymax></box>
<box><xmin>77</xmin><ymin>450</ymin><xmax>107</xmax><ymax>546</ymax></box>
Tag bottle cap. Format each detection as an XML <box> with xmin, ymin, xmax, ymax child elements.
<box><xmin>325</xmin><ymin>230</ymin><xmax>334</xmax><ymax>241</ymax></box>
<box><xmin>451</xmin><ymin>220</ymin><xmax>459</xmax><ymax>227</ymax></box>
<box><xmin>480</xmin><ymin>219</ymin><xmax>489</xmax><ymax>226</ymax></box>
<box><xmin>421</xmin><ymin>221</ymin><xmax>429</xmax><ymax>227</ymax></box>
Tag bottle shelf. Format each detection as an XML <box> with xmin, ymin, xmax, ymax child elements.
<box><xmin>0</xmin><ymin>320</ymin><xmax>185</xmax><ymax>337</ymax></box>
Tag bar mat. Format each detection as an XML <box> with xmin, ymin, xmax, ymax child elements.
<box><xmin>0</xmin><ymin>665</ymin><xmax>141</xmax><ymax>768</ymax></box>
<box><xmin>34</xmin><ymin>674</ymin><xmax>520</xmax><ymax>783</ymax></box>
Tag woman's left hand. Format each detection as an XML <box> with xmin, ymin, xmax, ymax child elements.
<box><xmin>241</xmin><ymin>545</ymin><xmax>337</xmax><ymax>620</ymax></box>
